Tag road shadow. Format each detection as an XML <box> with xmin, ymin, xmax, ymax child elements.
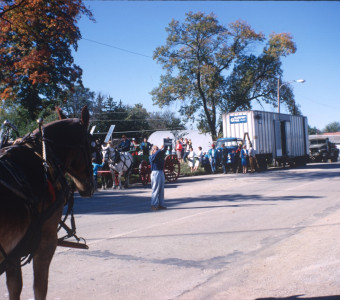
<box><xmin>169</xmin><ymin>162</ymin><xmax>340</xmax><ymax>188</ymax></box>
<box><xmin>70</xmin><ymin>162</ymin><xmax>335</xmax><ymax>215</ymax></box>
<box><xmin>72</xmin><ymin>190</ymin><xmax>321</xmax><ymax>216</ymax></box>
<box><xmin>166</xmin><ymin>193</ymin><xmax>320</xmax><ymax>209</ymax></box>
<box><xmin>263</xmin><ymin>162</ymin><xmax>340</xmax><ymax>181</ymax></box>
<box><xmin>256</xmin><ymin>295</ymin><xmax>340</xmax><ymax>300</ymax></box>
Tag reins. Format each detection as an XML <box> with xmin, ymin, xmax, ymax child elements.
<box><xmin>35</xmin><ymin>120</ymin><xmax>91</xmax><ymax>249</ymax></box>
<box><xmin>0</xmin><ymin>118</ymin><xmax>92</xmax><ymax>274</ymax></box>
<box><xmin>107</xmin><ymin>148</ymin><xmax>133</xmax><ymax>172</ymax></box>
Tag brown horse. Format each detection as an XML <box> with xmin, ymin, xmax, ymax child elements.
<box><xmin>0</xmin><ymin>106</ymin><xmax>95</xmax><ymax>300</ymax></box>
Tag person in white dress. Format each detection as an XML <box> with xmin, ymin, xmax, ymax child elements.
<box><xmin>194</xmin><ymin>146</ymin><xmax>203</xmax><ymax>171</ymax></box>
<box><xmin>187</xmin><ymin>147</ymin><xmax>196</xmax><ymax>172</ymax></box>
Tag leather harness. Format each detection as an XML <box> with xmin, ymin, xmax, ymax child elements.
<box><xmin>0</xmin><ymin>122</ymin><xmax>90</xmax><ymax>275</ymax></box>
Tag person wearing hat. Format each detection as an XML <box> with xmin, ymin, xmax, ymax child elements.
<box><xmin>118</xmin><ymin>134</ymin><xmax>131</xmax><ymax>152</ymax></box>
<box><xmin>208</xmin><ymin>143</ymin><xmax>218</xmax><ymax>174</ymax></box>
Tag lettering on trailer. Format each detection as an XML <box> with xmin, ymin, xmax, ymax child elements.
<box><xmin>104</xmin><ymin>125</ymin><xmax>115</xmax><ymax>143</ymax></box>
<box><xmin>230</xmin><ymin>115</ymin><xmax>247</xmax><ymax>124</ymax></box>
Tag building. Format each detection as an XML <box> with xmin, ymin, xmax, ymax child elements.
<box><xmin>147</xmin><ymin>130</ymin><xmax>213</xmax><ymax>153</ymax></box>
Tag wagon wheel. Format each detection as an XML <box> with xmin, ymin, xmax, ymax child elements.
<box><xmin>139</xmin><ymin>160</ymin><xmax>150</xmax><ymax>186</ymax></box>
<box><xmin>164</xmin><ymin>154</ymin><xmax>180</xmax><ymax>182</ymax></box>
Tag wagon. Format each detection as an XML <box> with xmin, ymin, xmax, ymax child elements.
<box><xmin>131</xmin><ymin>152</ymin><xmax>180</xmax><ymax>185</ymax></box>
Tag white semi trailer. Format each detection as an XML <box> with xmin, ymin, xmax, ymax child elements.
<box><xmin>221</xmin><ymin>110</ymin><xmax>309</xmax><ymax>168</ymax></box>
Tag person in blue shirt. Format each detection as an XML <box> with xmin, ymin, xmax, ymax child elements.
<box><xmin>208</xmin><ymin>144</ymin><xmax>218</xmax><ymax>174</ymax></box>
<box><xmin>92</xmin><ymin>157</ymin><xmax>105</xmax><ymax>190</ymax></box>
<box><xmin>240</xmin><ymin>144</ymin><xmax>248</xmax><ymax>174</ymax></box>
<box><xmin>118</xmin><ymin>135</ymin><xmax>131</xmax><ymax>152</ymax></box>
<box><xmin>149</xmin><ymin>144</ymin><xmax>167</xmax><ymax>211</ymax></box>
<box><xmin>140</xmin><ymin>137</ymin><xmax>152</xmax><ymax>155</ymax></box>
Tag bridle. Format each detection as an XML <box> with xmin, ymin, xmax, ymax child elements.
<box><xmin>37</xmin><ymin>120</ymin><xmax>94</xmax><ymax>186</ymax></box>
<box><xmin>105</xmin><ymin>147</ymin><xmax>132</xmax><ymax>172</ymax></box>
<box><xmin>0</xmin><ymin>119</ymin><xmax>94</xmax><ymax>272</ymax></box>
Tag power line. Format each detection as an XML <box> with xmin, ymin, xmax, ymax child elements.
<box><xmin>93</xmin><ymin>128</ymin><xmax>184</xmax><ymax>135</ymax></box>
<box><xmin>82</xmin><ymin>38</ymin><xmax>152</xmax><ymax>59</ymax></box>
<box><xmin>91</xmin><ymin>118</ymin><xmax>169</xmax><ymax>122</ymax></box>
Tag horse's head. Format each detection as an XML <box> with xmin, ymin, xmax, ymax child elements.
<box><xmin>101</xmin><ymin>145</ymin><xmax>115</xmax><ymax>163</ymax></box>
<box><xmin>42</xmin><ymin>106</ymin><xmax>95</xmax><ymax>197</ymax></box>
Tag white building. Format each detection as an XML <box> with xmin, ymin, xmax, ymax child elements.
<box><xmin>147</xmin><ymin>130</ymin><xmax>213</xmax><ymax>153</ymax></box>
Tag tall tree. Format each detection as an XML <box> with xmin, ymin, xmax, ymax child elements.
<box><xmin>148</xmin><ymin>110</ymin><xmax>185</xmax><ymax>132</ymax></box>
<box><xmin>61</xmin><ymin>85</ymin><xmax>95</xmax><ymax>118</ymax></box>
<box><xmin>323</xmin><ymin>121</ymin><xmax>340</xmax><ymax>133</ymax></box>
<box><xmin>0</xmin><ymin>0</ymin><xmax>92</xmax><ymax>120</ymax></box>
<box><xmin>308</xmin><ymin>125</ymin><xmax>320</xmax><ymax>135</ymax></box>
<box><xmin>152</xmin><ymin>12</ymin><xmax>297</xmax><ymax>139</ymax></box>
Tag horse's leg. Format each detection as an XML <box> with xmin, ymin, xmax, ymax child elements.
<box><xmin>124</xmin><ymin>170</ymin><xmax>130</xmax><ymax>188</ymax></box>
<box><xmin>6</xmin><ymin>259</ymin><xmax>22</xmax><ymax>300</ymax></box>
<box><xmin>111</xmin><ymin>170</ymin><xmax>116</xmax><ymax>189</ymax></box>
<box><xmin>100</xmin><ymin>175</ymin><xmax>105</xmax><ymax>190</ymax></box>
<box><xmin>118</xmin><ymin>173</ymin><xmax>122</xmax><ymax>189</ymax></box>
<box><xmin>32</xmin><ymin>207</ymin><xmax>62</xmax><ymax>300</ymax></box>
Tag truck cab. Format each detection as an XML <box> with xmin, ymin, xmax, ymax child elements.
<box><xmin>216</xmin><ymin>137</ymin><xmax>243</xmax><ymax>165</ymax></box>
<box><xmin>309</xmin><ymin>136</ymin><xmax>339</xmax><ymax>162</ymax></box>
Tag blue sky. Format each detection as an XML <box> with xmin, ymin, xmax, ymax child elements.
<box><xmin>73</xmin><ymin>1</ymin><xmax>340</xmax><ymax>130</ymax></box>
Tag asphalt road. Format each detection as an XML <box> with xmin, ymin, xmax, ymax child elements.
<box><xmin>1</xmin><ymin>162</ymin><xmax>340</xmax><ymax>300</ymax></box>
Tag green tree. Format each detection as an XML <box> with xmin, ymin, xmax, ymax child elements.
<box><xmin>148</xmin><ymin>110</ymin><xmax>186</xmax><ymax>132</ymax></box>
<box><xmin>151</xmin><ymin>12</ymin><xmax>297</xmax><ymax>139</ymax></box>
<box><xmin>308</xmin><ymin>125</ymin><xmax>320</xmax><ymax>135</ymax></box>
<box><xmin>60</xmin><ymin>85</ymin><xmax>95</xmax><ymax>118</ymax></box>
<box><xmin>124</xmin><ymin>104</ymin><xmax>151</xmax><ymax>140</ymax></box>
<box><xmin>89</xmin><ymin>94</ymin><xmax>185</xmax><ymax>142</ymax></box>
<box><xmin>0</xmin><ymin>99</ymin><xmax>58</xmax><ymax>136</ymax></box>
<box><xmin>323</xmin><ymin>121</ymin><xmax>340</xmax><ymax>133</ymax></box>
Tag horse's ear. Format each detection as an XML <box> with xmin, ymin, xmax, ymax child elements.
<box><xmin>56</xmin><ymin>107</ymin><xmax>67</xmax><ymax>120</ymax></box>
<box><xmin>81</xmin><ymin>105</ymin><xmax>90</xmax><ymax>129</ymax></box>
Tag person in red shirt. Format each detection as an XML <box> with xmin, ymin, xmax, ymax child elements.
<box><xmin>176</xmin><ymin>140</ymin><xmax>183</xmax><ymax>162</ymax></box>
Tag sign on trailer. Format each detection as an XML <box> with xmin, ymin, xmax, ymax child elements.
<box><xmin>230</xmin><ymin>115</ymin><xmax>247</xmax><ymax>124</ymax></box>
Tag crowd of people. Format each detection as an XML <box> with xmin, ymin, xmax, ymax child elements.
<box><xmin>91</xmin><ymin>134</ymin><xmax>258</xmax><ymax>211</ymax></box>
<box><xmin>175</xmin><ymin>138</ymin><xmax>203</xmax><ymax>172</ymax></box>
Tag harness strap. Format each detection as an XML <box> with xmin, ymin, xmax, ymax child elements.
<box><xmin>47</xmin><ymin>179</ymin><xmax>56</xmax><ymax>203</ymax></box>
<box><xmin>0</xmin><ymin>147</ymin><xmax>70</xmax><ymax>274</ymax></box>
<box><xmin>0</xmin><ymin>183</ymin><xmax>67</xmax><ymax>276</ymax></box>
<box><xmin>110</xmin><ymin>151</ymin><xmax>132</xmax><ymax>172</ymax></box>
<box><xmin>0</xmin><ymin>179</ymin><xmax>29</xmax><ymax>201</ymax></box>
<box><xmin>0</xmin><ymin>244</ymin><xmax>8</xmax><ymax>260</ymax></box>
<box><xmin>0</xmin><ymin>120</ymin><xmax>92</xmax><ymax>273</ymax></box>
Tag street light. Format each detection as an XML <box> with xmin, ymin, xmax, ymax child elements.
<box><xmin>277</xmin><ymin>78</ymin><xmax>305</xmax><ymax>113</ymax></box>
